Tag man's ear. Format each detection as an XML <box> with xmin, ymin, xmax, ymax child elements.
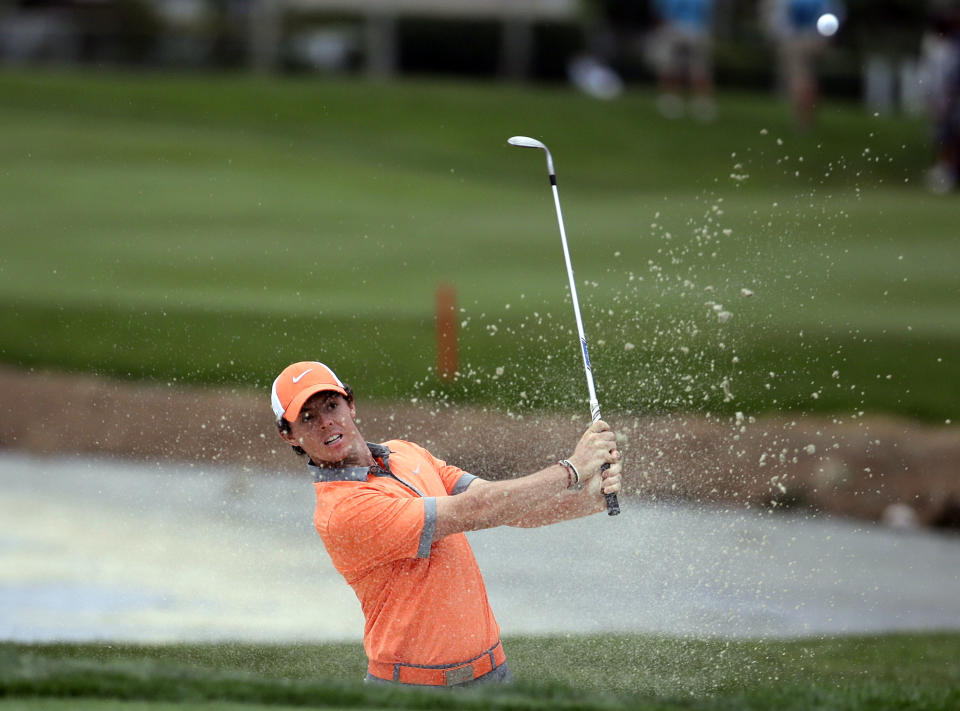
<box><xmin>349</xmin><ymin>400</ymin><xmax>358</xmax><ymax>420</ymax></box>
<box><xmin>278</xmin><ymin>422</ymin><xmax>299</xmax><ymax>446</ymax></box>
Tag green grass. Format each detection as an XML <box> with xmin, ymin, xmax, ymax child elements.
<box><xmin>2</xmin><ymin>633</ymin><xmax>959</xmax><ymax>710</ymax></box>
<box><xmin>0</xmin><ymin>69</ymin><xmax>957</xmax><ymax>421</ymax></box>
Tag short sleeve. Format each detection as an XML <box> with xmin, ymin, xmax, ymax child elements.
<box><xmin>322</xmin><ymin>488</ymin><xmax>434</xmax><ymax>578</ymax></box>
<box><xmin>407</xmin><ymin>443</ymin><xmax>475</xmax><ymax>495</ymax></box>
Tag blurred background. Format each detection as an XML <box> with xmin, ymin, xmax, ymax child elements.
<box><xmin>0</xmin><ymin>0</ymin><xmax>950</xmax><ymax>98</ymax></box>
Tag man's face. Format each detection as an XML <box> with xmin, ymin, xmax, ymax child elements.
<box><xmin>281</xmin><ymin>392</ymin><xmax>371</xmax><ymax>467</ymax></box>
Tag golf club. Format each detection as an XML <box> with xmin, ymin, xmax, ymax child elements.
<box><xmin>507</xmin><ymin>135</ymin><xmax>620</xmax><ymax>516</ymax></box>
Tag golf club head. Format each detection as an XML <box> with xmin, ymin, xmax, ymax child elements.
<box><xmin>508</xmin><ymin>135</ymin><xmax>546</xmax><ymax>150</ymax></box>
<box><xmin>507</xmin><ymin>135</ymin><xmax>555</xmax><ymax>176</ymax></box>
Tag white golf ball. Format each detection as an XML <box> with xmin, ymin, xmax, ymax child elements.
<box><xmin>816</xmin><ymin>13</ymin><xmax>839</xmax><ymax>37</ymax></box>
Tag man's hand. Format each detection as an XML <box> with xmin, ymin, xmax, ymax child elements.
<box><xmin>567</xmin><ymin>420</ymin><xmax>621</xmax><ymax>487</ymax></box>
<box><xmin>586</xmin><ymin>454</ymin><xmax>622</xmax><ymax>498</ymax></box>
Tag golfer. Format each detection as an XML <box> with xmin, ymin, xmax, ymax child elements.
<box><xmin>271</xmin><ymin>360</ymin><xmax>623</xmax><ymax>688</ymax></box>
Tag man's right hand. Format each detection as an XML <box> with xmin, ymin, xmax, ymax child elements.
<box><xmin>567</xmin><ymin>420</ymin><xmax>620</xmax><ymax>484</ymax></box>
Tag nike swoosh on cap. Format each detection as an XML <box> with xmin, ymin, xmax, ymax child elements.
<box><xmin>292</xmin><ymin>369</ymin><xmax>313</xmax><ymax>383</ymax></box>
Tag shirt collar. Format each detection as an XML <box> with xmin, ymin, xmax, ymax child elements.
<box><xmin>308</xmin><ymin>442</ymin><xmax>392</xmax><ymax>483</ymax></box>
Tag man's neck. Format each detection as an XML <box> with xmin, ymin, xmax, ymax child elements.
<box><xmin>311</xmin><ymin>443</ymin><xmax>378</xmax><ymax>470</ymax></box>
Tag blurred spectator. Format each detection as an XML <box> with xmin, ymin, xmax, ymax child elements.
<box><xmin>568</xmin><ymin>1</ymin><xmax>646</xmax><ymax>100</ymax></box>
<box><xmin>645</xmin><ymin>0</ymin><xmax>716</xmax><ymax>121</ymax></box>
<box><xmin>920</xmin><ymin>9</ymin><xmax>960</xmax><ymax>194</ymax></box>
<box><xmin>763</xmin><ymin>0</ymin><xmax>845</xmax><ymax>129</ymax></box>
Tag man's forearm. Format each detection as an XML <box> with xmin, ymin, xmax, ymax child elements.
<box><xmin>434</xmin><ymin>464</ymin><xmax>570</xmax><ymax>539</ymax></box>
<box><xmin>504</xmin><ymin>486</ymin><xmax>606</xmax><ymax>528</ymax></box>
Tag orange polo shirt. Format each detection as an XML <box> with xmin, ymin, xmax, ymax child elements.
<box><xmin>310</xmin><ymin>440</ymin><xmax>501</xmax><ymax>673</ymax></box>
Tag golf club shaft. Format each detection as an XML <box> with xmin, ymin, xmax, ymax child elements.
<box><xmin>548</xmin><ymin>174</ymin><xmax>621</xmax><ymax>517</ymax></box>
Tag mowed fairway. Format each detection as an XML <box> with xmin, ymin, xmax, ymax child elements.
<box><xmin>0</xmin><ymin>70</ymin><xmax>957</xmax><ymax>420</ymax></box>
<box><xmin>3</xmin><ymin>634</ymin><xmax>960</xmax><ymax>710</ymax></box>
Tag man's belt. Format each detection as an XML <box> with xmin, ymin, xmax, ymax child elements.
<box><xmin>367</xmin><ymin>640</ymin><xmax>506</xmax><ymax>686</ymax></box>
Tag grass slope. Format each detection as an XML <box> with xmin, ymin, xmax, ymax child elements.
<box><xmin>2</xmin><ymin>633</ymin><xmax>959</xmax><ymax>710</ymax></box>
<box><xmin>0</xmin><ymin>70</ymin><xmax>957</xmax><ymax>420</ymax></box>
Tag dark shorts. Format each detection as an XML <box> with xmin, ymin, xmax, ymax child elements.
<box><xmin>364</xmin><ymin>661</ymin><xmax>513</xmax><ymax>688</ymax></box>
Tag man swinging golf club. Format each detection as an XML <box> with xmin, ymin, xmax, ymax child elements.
<box><xmin>271</xmin><ymin>361</ymin><xmax>623</xmax><ymax>688</ymax></box>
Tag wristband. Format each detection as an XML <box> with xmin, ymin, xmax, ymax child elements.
<box><xmin>558</xmin><ymin>459</ymin><xmax>582</xmax><ymax>490</ymax></box>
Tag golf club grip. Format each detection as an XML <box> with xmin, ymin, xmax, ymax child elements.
<box><xmin>600</xmin><ymin>463</ymin><xmax>620</xmax><ymax>515</ymax></box>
